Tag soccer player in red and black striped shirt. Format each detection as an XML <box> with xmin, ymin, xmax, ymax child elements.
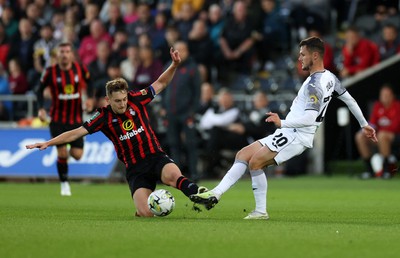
<box><xmin>36</xmin><ymin>42</ymin><xmax>93</xmax><ymax>196</ymax></box>
<box><xmin>27</xmin><ymin>48</ymin><xmax>211</xmax><ymax>217</ymax></box>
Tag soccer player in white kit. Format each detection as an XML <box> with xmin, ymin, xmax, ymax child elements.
<box><xmin>190</xmin><ymin>36</ymin><xmax>378</xmax><ymax>218</ymax></box>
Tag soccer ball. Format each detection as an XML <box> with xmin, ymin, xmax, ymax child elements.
<box><xmin>147</xmin><ymin>189</ymin><xmax>175</xmax><ymax>216</ymax></box>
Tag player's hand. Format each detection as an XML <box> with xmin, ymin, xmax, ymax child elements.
<box><xmin>170</xmin><ymin>47</ymin><xmax>181</xmax><ymax>66</ymax></box>
<box><xmin>265</xmin><ymin>112</ymin><xmax>281</xmax><ymax>128</ymax></box>
<box><xmin>26</xmin><ymin>142</ymin><xmax>49</xmax><ymax>150</ymax></box>
<box><xmin>38</xmin><ymin>108</ymin><xmax>47</xmax><ymax>122</ymax></box>
<box><xmin>362</xmin><ymin>125</ymin><xmax>378</xmax><ymax>143</ymax></box>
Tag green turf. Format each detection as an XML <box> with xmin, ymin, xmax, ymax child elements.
<box><xmin>1</xmin><ymin>176</ymin><xmax>400</xmax><ymax>258</ymax></box>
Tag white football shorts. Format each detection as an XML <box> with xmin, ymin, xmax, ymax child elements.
<box><xmin>258</xmin><ymin>128</ymin><xmax>309</xmax><ymax>165</ymax></box>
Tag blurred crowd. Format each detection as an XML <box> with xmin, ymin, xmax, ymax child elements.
<box><xmin>0</xmin><ymin>0</ymin><xmax>399</xmax><ymax>178</ymax></box>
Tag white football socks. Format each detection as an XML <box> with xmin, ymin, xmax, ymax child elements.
<box><xmin>212</xmin><ymin>160</ymin><xmax>248</xmax><ymax>199</ymax></box>
<box><xmin>251</xmin><ymin>169</ymin><xmax>267</xmax><ymax>213</ymax></box>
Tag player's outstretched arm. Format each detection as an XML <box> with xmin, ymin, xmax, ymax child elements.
<box><xmin>26</xmin><ymin>126</ymin><xmax>89</xmax><ymax>150</ymax></box>
<box><xmin>338</xmin><ymin>92</ymin><xmax>377</xmax><ymax>143</ymax></box>
<box><xmin>152</xmin><ymin>47</ymin><xmax>181</xmax><ymax>95</ymax></box>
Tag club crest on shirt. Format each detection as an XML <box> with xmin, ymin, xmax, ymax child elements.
<box><xmin>309</xmin><ymin>94</ymin><xmax>318</xmax><ymax>104</ymax></box>
<box><xmin>129</xmin><ymin>108</ymin><xmax>135</xmax><ymax>116</ymax></box>
<box><xmin>140</xmin><ymin>89</ymin><xmax>147</xmax><ymax>95</ymax></box>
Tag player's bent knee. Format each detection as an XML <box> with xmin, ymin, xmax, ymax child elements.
<box><xmin>70</xmin><ymin>149</ymin><xmax>83</xmax><ymax>160</ymax></box>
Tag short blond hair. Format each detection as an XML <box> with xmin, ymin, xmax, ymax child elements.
<box><xmin>105</xmin><ymin>78</ymin><xmax>129</xmax><ymax>97</ymax></box>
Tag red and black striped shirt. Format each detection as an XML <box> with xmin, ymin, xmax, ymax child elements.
<box><xmin>37</xmin><ymin>62</ymin><xmax>90</xmax><ymax>125</ymax></box>
<box><xmin>83</xmin><ymin>86</ymin><xmax>164</xmax><ymax>168</ymax></box>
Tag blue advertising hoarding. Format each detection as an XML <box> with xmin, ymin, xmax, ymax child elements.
<box><xmin>0</xmin><ymin>128</ymin><xmax>117</xmax><ymax>178</ymax></box>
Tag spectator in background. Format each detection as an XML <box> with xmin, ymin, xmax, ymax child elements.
<box><xmin>254</xmin><ymin>0</ymin><xmax>289</xmax><ymax>65</ymax></box>
<box><xmin>13</xmin><ymin>0</ymin><xmax>30</xmax><ymax>20</ymax></box>
<box><xmin>25</xmin><ymin>2</ymin><xmax>44</xmax><ymax>35</ymax></box>
<box><xmin>78</xmin><ymin>3</ymin><xmax>99</xmax><ymax>41</ymax></box>
<box><xmin>137</xmin><ymin>32</ymin><xmax>152</xmax><ymax>48</ymax></box>
<box><xmin>355</xmin><ymin>84</ymin><xmax>400</xmax><ymax>179</ymax></box>
<box><xmin>8</xmin><ymin>58</ymin><xmax>29</xmax><ymax>95</ymax></box>
<box><xmin>99</xmin><ymin>0</ymin><xmax>122</xmax><ymax>23</ymax></box>
<box><xmin>162</xmin><ymin>41</ymin><xmax>201</xmax><ymax>180</ymax></box>
<box><xmin>0</xmin><ymin>21</ymin><xmax>10</xmax><ymax>69</ymax></box>
<box><xmin>340</xmin><ymin>26</ymin><xmax>380</xmax><ymax>78</ymax></box>
<box><xmin>104</xmin><ymin>2</ymin><xmax>125</xmax><ymax>37</ymax></box>
<box><xmin>159</xmin><ymin>24</ymin><xmax>181</xmax><ymax>65</ymax></box>
<box><xmin>8</xmin><ymin>58</ymin><xmax>29</xmax><ymax>120</ymax></box>
<box><xmin>123</xmin><ymin>0</ymin><xmax>138</xmax><ymax>24</ymax></box>
<box><xmin>199</xmin><ymin>88</ymin><xmax>248</xmax><ymax>178</ymax></box>
<box><xmin>120</xmin><ymin>44</ymin><xmax>140</xmax><ymax>84</ymax></box>
<box><xmin>126</xmin><ymin>3</ymin><xmax>154</xmax><ymax>46</ymax></box>
<box><xmin>197</xmin><ymin>81</ymin><xmax>216</xmax><ymax>115</ymax></box>
<box><xmin>188</xmin><ymin>19</ymin><xmax>213</xmax><ymax>82</ymax></box>
<box><xmin>207</xmin><ymin>4</ymin><xmax>225</xmax><ymax>82</ymax></box>
<box><xmin>33</xmin><ymin>24</ymin><xmax>59</xmax><ymax>74</ymax></box>
<box><xmin>227</xmin><ymin>91</ymin><xmax>277</xmax><ymax>143</ymax></box>
<box><xmin>51</xmin><ymin>10</ymin><xmax>66</xmax><ymax>41</ymax></box>
<box><xmin>377</xmin><ymin>23</ymin><xmax>400</xmax><ymax>61</ymax></box>
<box><xmin>78</xmin><ymin>19</ymin><xmax>113</xmax><ymax>66</ymax></box>
<box><xmin>61</xmin><ymin>25</ymin><xmax>80</xmax><ymax>50</ymax></box>
<box><xmin>0</xmin><ymin>63</ymin><xmax>11</xmax><ymax>120</ymax></box>
<box><xmin>132</xmin><ymin>45</ymin><xmax>163</xmax><ymax>90</ymax></box>
<box><xmin>7</xmin><ymin>18</ymin><xmax>37</xmax><ymax>81</ymax></box>
<box><xmin>111</xmin><ymin>29</ymin><xmax>129</xmax><ymax>61</ymax></box>
<box><xmin>174</xmin><ymin>2</ymin><xmax>198</xmax><ymax>42</ymax></box>
<box><xmin>1</xmin><ymin>7</ymin><xmax>18</xmax><ymax>38</ymax></box>
<box><xmin>150</xmin><ymin>11</ymin><xmax>168</xmax><ymax>54</ymax></box>
<box><xmin>33</xmin><ymin>0</ymin><xmax>54</xmax><ymax>25</ymax></box>
<box><xmin>95</xmin><ymin>60</ymin><xmax>124</xmax><ymax>108</ymax></box>
<box><xmin>172</xmin><ymin>0</ymin><xmax>204</xmax><ymax>20</ymax></box>
<box><xmin>88</xmin><ymin>40</ymin><xmax>113</xmax><ymax>93</ymax></box>
<box><xmin>219</xmin><ymin>0</ymin><xmax>255</xmax><ymax>82</ymax></box>
<box><xmin>156</xmin><ymin>0</ymin><xmax>173</xmax><ymax>14</ymax></box>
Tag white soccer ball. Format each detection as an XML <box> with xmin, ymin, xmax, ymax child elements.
<box><xmin>147</xmin><ymin>189</ymin><xmax>175</xmax><ymax>217</ymax></box>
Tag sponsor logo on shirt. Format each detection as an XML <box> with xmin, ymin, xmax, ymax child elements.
<box><xmin>119</xmin><ymin>126</ymin><xmax>145</xmax><ymax>141</ymax></box>
<box><xmin>87</xmin><ymin>111</ymin><xmax>100</xmax><ymax>123</ymax></box>
<box><xmin>58</xmin><ymin>92</ymin><xmax>80</xmax><ymax>100</ymax></box>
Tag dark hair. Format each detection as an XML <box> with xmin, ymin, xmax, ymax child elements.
<box><xmin>299</xmin><ymin>36</ymin><xmax>325</xmax><ymax>57</ymax></box>
<box><xmin>57</xmin><ymin>41</ymin><xmax>73</xmax><ymax>49</ymax></box>
<box><xmin>105</xmin><ymin>78</ymin><xmax>129</xmax><ymax>97</ymax></box>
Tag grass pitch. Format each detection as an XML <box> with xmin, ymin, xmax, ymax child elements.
<box><xmin>1</xmin><ymin>176</ymin><xmax>400</xmax><ymax>258</ymax></box>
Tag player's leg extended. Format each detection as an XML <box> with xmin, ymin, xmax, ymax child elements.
<box><xmin>161</xmin><ymin>163</ymin><xmax>199</xmax><ymax>197</ymax></box>
<box><xmin>213</xmin><ymin>141</ymin><xmax>265</xmax><ymax>197</ymax></box>
<box><xmin>190</xmin><ymin>141</ymin><xmax>264</xmax><ymax>208</ymax></box>
<box><xmin>133</xmin><ymin>188</ymin><xmax>154</xmax><ymax>217</ymax></box>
